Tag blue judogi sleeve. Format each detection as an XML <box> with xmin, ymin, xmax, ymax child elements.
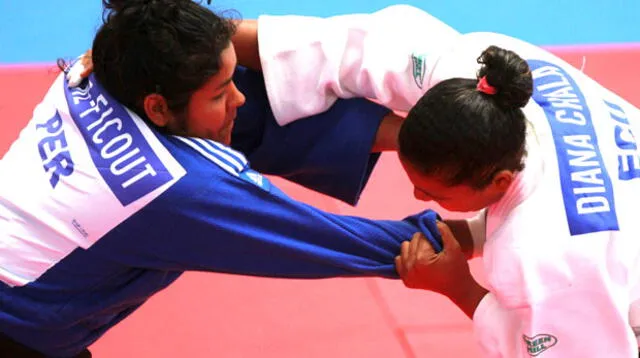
<box><xmin>95</xmin><ymin>141</ymin><xmax>440</xmax><ymax>279</ymax></box>
<box><xmin>0</xmin><ymin>73</ymin><xmax>439</xmax><ymax>358</ymax></box>
<box><xmin>231</xmin><ymin>66</ymin><xmax>387</xmax><ymax>206</ymax></box>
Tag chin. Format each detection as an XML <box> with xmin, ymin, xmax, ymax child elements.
<box><xmin>221</xmin><ymin>132</ymin><xmax>232</xmax><ymax>145</ymax></box>
<box><xmin>446</xmin><ymin>208</ymin><xmax>475</xmax><ymax>213</ymax></box>
<box><xmin>209</xmin><ymin>128</ymin><xmax>232</xmax><ymax>145</ymax></box>
<box><xmin>219</xmin><ymin>123</ymin><xmax>234</xmax><ymax>145</ymax></box>
<box><xmin>459</xmin><ymin>208</ymin><xmax>482</xmax><ymax>213</ymax></box>
<box><xmin>440</xmin><ymin>204</ymin><xmax>481</xmax><ymax>213</ymax></box>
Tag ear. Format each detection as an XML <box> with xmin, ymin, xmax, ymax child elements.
<box><xmin>143</xmin><ymin>93</ymin><xmax>172</xmax><ymax>128</ymax></box>
<box><xmin>491</xmin><ymin>170</ymin><xmax>514</xmax><ymax>193</ymax></box>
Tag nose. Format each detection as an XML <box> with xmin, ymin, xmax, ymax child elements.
<box><xmin>230</xmin><ymin>81</ymin><xmax>246</xmax><ymax>108</ymax></box>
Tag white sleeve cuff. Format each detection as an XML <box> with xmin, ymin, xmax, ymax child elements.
<box><xmin>257</xmin><ymin>14</ymin><xmax>323</xmax><ymax>126</ymax></box>
<box><xmin>467</xmin><ymin>209</ymin><xmax>487</xmax><ymax>257</ymax></box>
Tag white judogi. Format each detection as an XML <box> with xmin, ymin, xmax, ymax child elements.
<box><xmin>257</xmin><ymin>4</ymin><xmax>461</xmax><ymax>125</ymax></box>
<box><xmin>257</xmin><ymin>5</ymin><xmax>640</xmax><ymax>357</ymax></box>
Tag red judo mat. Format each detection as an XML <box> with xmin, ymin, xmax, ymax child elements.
<box><xmin>1</xmin><ymin>46</ymin><xmax>639</xmax><ymax>357</ymax></box>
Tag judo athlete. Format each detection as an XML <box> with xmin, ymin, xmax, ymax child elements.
<box><xmin>0</xmin><ymin>1</ymin><xmax>443</xmax><ymax>357</ymax></box>
<box><xmin>250</xmin><ymin>5</ymin><xmax>640</xmax><ymax>357</ymax></box>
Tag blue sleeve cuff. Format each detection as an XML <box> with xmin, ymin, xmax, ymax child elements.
<box><xmin>406</xmin><ymin>210</ymin><xmax>443</xmax><ymax>252</ymax></box>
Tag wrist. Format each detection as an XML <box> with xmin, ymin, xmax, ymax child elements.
<box><xmin>443</xmin><ymin>219</ymin><xmax>475</xmax><ymax>260</ymax></box>
<box><xmin>448</xmin><ymin>277</ymin><xmax>488</xmax><ymax>319</ymax></box>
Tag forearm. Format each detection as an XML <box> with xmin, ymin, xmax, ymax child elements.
<box><xmin>448</xmin><ymin>278</ymin><xmax>489</xmax><ymax>319</ymax></box>
<box><xmin>444</xmin><ymin>210</ymin><xmax>486</xmax><ymax>260</ymax></box>
<box><xmin>371</xmin><ymin>112</ymin><xmax>403</xmax><ymax>152</ymax></box>
<box><xmin>232</xmin><ymin>19</ymin><xmax>261</xmax><ymax>71</ymax></box>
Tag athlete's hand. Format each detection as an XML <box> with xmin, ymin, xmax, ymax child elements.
<box><xmin>395</xmin><ymin>221</ymin><xmax>474</xmax><ymax>297</ymax></box>
<box><xmin>66</xmin><ymin>50</ymin><xmax>93</xmax><ymax>87</ymax></box>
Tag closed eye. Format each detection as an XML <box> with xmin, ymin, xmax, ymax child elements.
<box><xmin>212</xmin><ymin>92</ymin><xmax>226</xmax><ymax>101</ymax></box>
<box><xmin>416</xmin><ymin>187</ymin><xmax>447</xmax><ymax>201</ymax></box>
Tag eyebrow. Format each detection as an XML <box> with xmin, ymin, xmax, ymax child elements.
<box><xmin>416</xmin><ymin>187</ymin><xmax>447</xmax><ymax>200</ymax></box>
<box><xmin>216</xmin><ymin>77</ymin><xmax>233</xmax><ymax>90</ymax></box>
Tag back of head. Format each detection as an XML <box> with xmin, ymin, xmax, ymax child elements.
<box><xmin>93</xmin><ymin>0</ymin><xmax>236</xmax><ymax>119</ymax></box>
<box><xmin>398</xmin><ymin>45</ymin><xmax>533</xmax><ymax>189</ymax></box>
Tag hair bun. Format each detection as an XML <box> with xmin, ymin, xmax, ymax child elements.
<box><xmin>476</xmin><ymin>45</ymin><xmax>533</xmax><ymax>109</ymax></box>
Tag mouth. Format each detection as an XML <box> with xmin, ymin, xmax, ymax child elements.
<box><xmin>221</xmin><ymin>114</ymin><xmax>237</xmax><ymax>139</ymax></box>
<box><xmin>226</xmin><ymin>112</ymin><xmax>237</xmax><ymax>127</ymax></box>
<box><xmin>226</xmin><ymin>116</ymin><xmax>236</xmax><ymax>132</ymax></box>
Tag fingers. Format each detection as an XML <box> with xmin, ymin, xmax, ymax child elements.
<box><xmin>80</xmin><ymin>66</ymin><xmax>92</xmax><ymax>78</ymax></box>
<box><xmin>436</xmin><ymin>221</ymin><xmax>460</xmax><ymax>250</ymax></box>
<box><xmin>394</xmin><ymin>255</ymin><xmax>405</xmax><ymax>277</ymax></box>
<box><xmin>397</xmin><ymin>236</ymin><xmax>420</xmax><ymax>278</ymax></box>
<box><xmin>67</xmin><ymin>50</ymin><xmax>93</xmax><ymax>88</ymax></box>
<box><xmin>396</xmin><ymin>231</ymin><xmax>442</xmax><ymax>281</ymax></box>
<box><xmin>415</xmin><ymin>233</ymin><xmax>432</xmax><ymax>260</ymax></box>
<box><xmin>395</xmin><ymin>251</ymin><xmax>417</xmax><ymax>288</ymax></box>
<box><xmin>399</xmin><ymin>232</ymin><xmax>436</xmax><ymax>269</ymax></box>
<box><xmin>412</xmin><ymin>231</ymin><xmax>437</xmax><ymax>260</ymax></box>
<box><xmin>400</xmin><ymin>240</ymin><xmax>412</xmax><ymax>270</ymax></box>
<box><xmin>66</xmin><ymin>62</ymin><xmax>86</xmax><ymax>88</ymax></box>
<box><xmin>80</xmin><ymin>50</ymin><xmax>93</xmax><ymax>77</ymax></box>
<box><xmin>408</xmin><ymin>232</ymin><xmax>421</xmax><ymax>261</ymax></box>
<box><xmin>408</xmin><ymin>232</ymin><xmax>428</xmax><ymax>269</ymax></box>
<box><xmin>396</xmin><ymin>240</ymin><xmax>411</xmax><ymax>279</ymax></box>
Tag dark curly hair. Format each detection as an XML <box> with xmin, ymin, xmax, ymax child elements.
<box><xmin>92</xmin><ymin>0</ymin><xmax>237</xmax><ymax>120</ymax></box>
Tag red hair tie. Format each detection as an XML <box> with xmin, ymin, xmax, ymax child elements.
<box><xmin>477</xmin><ymin>76</ymin><xmax>497</xmax><ymax>95</ymax></box>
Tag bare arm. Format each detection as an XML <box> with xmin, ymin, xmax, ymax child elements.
<box><xmin>443</xmin><ymin>219</ymin><xmax>475</xmax><ymax>260</ymax></box>
<box><xmin>444</xmin><ymin>209</ymin><xmax>487</xmax><ymax>260</ymax></box>
<box><xmin>232</xmin><ymin>19</ymin><xmax>261</xmax><ymax>71</ymax></box>
<box><xmin>371</xmin><ymin>112</ymin><xmax>404</xmax><ymax>152</ymax></box>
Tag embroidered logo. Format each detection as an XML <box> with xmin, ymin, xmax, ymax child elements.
<box><xmin>240</xmin><ymin>169</ymin><xmax>271</xmax><ymax>192</ymax></box>
<box><xmin>411</xmin><ymin>53</ymin><xmax>427</xmax><ymax>89</ymax></box>
<box><xmin>523</xmin><ymin>334</ymin><xmax>557</xmax><ymax>356</ymax></box>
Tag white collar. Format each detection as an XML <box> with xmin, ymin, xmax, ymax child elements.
<box><xmin>486</xmin><ymin>127</ymin><xmax>546</xmax><ymax>238</ymax></box>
